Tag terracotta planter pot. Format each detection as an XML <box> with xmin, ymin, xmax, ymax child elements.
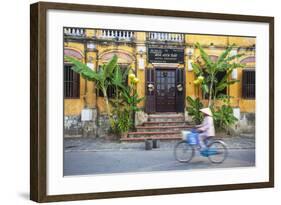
<box><xmin>121</xmin><ymin>132</ymin><xmax>128</xmax><ymax>138</ymax></box>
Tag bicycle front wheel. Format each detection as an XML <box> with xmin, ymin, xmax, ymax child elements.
<box><xmin>174</xmin><ymin>141</ymin><xmax>195</xmax><ymax>163</ymax></box>
<box><xmin>207</xmin><ymin>140</ymin><xmax>228</xmax><ymax>164</ymax></box>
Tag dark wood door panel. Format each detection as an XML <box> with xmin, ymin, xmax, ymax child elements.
<box><xmin>156</xmin><ymin>69</ymin><xmax>176</xmax><ymax>112</ymax></box>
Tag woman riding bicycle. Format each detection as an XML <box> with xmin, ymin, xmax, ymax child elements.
<box><xmin>174</xmin><ymin>107</ymin><xmax>227</xmax><ymax>163</ymax></box>
<box><xmin>195</xmin><ymin>107</ymin><xmax>215</xmax><ymax>151</ymax></box>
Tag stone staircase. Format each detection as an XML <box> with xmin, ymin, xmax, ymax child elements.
<box><xmin>121</xmin><ymin>113</ymin><xmax>192</xmax><ymax>141</ymax></box>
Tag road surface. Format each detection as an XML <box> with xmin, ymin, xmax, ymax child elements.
<box><xmin>64</xmin><ymin>148</ymin><xmax>255</xmax><ymax>176</ymax></box>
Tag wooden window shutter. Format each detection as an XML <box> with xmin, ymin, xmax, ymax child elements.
<box><xmin>242</xmin><ymin>70</ymin><xmax>255</xmax><ymax>99</ymax></box>
<box><xmin>64</xmin><ymin>65</ymin><xmax>80</xmax><ymax>98</ymax></box>
<box><xmin>175</xmin><ymin>68</ymin><xmax>185</xmax><ymax>112</ymax></box>
<box><xmin>145</xmin><ymin>68</ymin><xmax>156</xmax><ymax>113</ymax></box>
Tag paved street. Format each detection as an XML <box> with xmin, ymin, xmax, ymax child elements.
<box><xmin>64</xmin><ymin>135</ymin><xmax>255</xmax><ymax>151</ymax></box>
<box><xmin>64</xmin><ymin>148</ymin><xmax>255</xmax><ymax>176</ymax></box>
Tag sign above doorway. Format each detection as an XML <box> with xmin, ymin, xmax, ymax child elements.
<box><xmin>148</xmin><ymin>45</ymin><xmax>184</xmax><ymax>64</ymax></box>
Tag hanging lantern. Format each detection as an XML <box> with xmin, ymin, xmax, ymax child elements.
<box><xmin>148</xmin><ymin>83</ymin><xmax>155</xmax><ymax>92</ymax></box>
<box><xmin>177</xmin><ymin>84</ymin><xmax>183</xmax><ymax>92</ymax></box>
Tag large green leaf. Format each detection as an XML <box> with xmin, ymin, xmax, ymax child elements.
<box><xmin>122</xmin><ymin>67</ymin><xmax>131</xmax><ymax>81</ymax></box>
<box><xmin>186</xmin><ymin>96</ymin><xmax>204</xmax><ymax>124</ymax></box>
<box><xmin>231</xmin><ymin>63</ymin><xmax>245</xmax><ymax>69</ymax></box>
<box><xmin>186</xmin><ymin>96</ymin><xmax>197</xmax><ymax>107</ymax></box>
<box><xmin>216</xmin><ymin>62</ymin><xmax>232</xmax><ymax>72</ymax></box>
<box><xmin>111</xmin><ymin>65</ymin><xmax>124</xmax><ymax>88</ymax></box>
<box><xmin>202</xmin><ymin>84</ymin><xmax>209</xmax><ymax>94</ymax></box>
<box><xmin>227</xmin><ymin>79</ymin><xmax>240</xmax><ymax>85</ymax></box>
<box><xmin>104</xmin><ymin>55</ymin><xmax>118</xmax><ymax>79</ymax></box>
<box><xmin>64</xmin><ymin>56</ymin><xmax>98</xmax><ymax>81</ymax></box>
<box><xmin>223</xmin><ymin>53</ymin><xmax>244</xmax><ymax>63</ymax></box>
<box><xmin>217</xmin><ymin>45</ymin><xmax>233</xmax><ymax>65</ymax></box>
<box><xmin>216</xmin><ymin>83</ymin><xmax>228</xmax><ymax>92</ymax></box>
<box><xmin>195</xmin><ymin>43</ymin><xmax>214</xmax><ymax>73</ymax></box>
<box><xmin>216</xmin><ymin>80</ymin><xmax>239</xmax><ymax>92</ymax></box>
<box><xmin>191</xmin><ymin>62</ymin><xmax>202</xmax><ymax>75</ymax></box>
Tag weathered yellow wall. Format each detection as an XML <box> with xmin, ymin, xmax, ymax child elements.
<box><xmin>64</xmin><ymin>41</ymin><xmax>99</xmax><ymax>115</ymax></box>
<box><xmin>186</xmin><ymin>69</ymin><xmax>196</xmax><ymax>98</ymax></box>
<box><xmin>136</xmin><ymin>68</ymin><xmax>146</xmax><ymax>108</ymax></box>
<box><xmin>64</xmin><ymin>30</ymin><xmax>256</xmax><ymax>116</ymax></box>
<box><xmin>229</xmin><ymin>37</ymin><xmax>255</xmax><ymax>47</ymax></box>
<box><xmin>64</xmin><ymin>75</ymin><xmax>86</xmax><ymax>116</ymax></box>
<box><xmin>64</xmin><ymin>42</ymin><xmax>84</xmax><ymax>53</ymax></box>
<box><xmin>64</xmin><ymin>41</ymin><xmax>86</xmax><ymax>116</ymax></box>
<box><xmin>187</xmin><ymin>34</ymin><xmax>228</xmax><ymax>47</ymax></box>
<box><xmin>136</xmin><ymin>31</ymin><xmax>146</xmax><ymax>108</ymax></box>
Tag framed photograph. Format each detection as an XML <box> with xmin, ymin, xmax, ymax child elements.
<box><xmin>30</xmin><ymin>1</ymin><xmax>274</xmax><ymax>202</ymax></box>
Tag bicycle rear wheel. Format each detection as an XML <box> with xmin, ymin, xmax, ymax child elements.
<box><xmin>207</xmin><ymin>140</ymin><xmax>228</xmax><ymax>164</ymax></box>
<box><xmin>174</xmin><ymin>141</ymin><xmax>195</xmax><ymax>163</ymax></box>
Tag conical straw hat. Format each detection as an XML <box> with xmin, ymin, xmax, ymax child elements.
<box><xmin>200</xmin><ymin>107</ymin><xmax>213</xmax><ymax>116</ymax></box>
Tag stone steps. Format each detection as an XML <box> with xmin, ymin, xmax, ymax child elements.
<box><xmin>136</xmin><ymin>125</ymin><xmax>192</xmax><ymax>132</ymax></box>
<box><xmin>143</xmin><ymin>121</ymin><xmax>188</xmax><ymax>127</ymax></box>
<box><xmin>148</xmin><ymin>113</ymin><xmax>184</xmax><ymax>118</ymax></box>
<box><xmin>121</xmin><ymin>135</ymin><xmax>182</xmax><ymax>141</ymax></box>
<box><xmin>121</xmin><ymin>112</ymin><xmax>191</xmax><ymax>141</ymax></box>
<box><xmin>147</xmin><ymin>113</ymin><xmax>185</xmax><ymax>122</ymax></box>
<box><xmin>126</xmin><ymin>131</ymin><xmax>182</xmax><ymax>140</ymax></box>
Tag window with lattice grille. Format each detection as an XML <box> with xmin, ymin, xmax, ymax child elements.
<box><xmin>242</xmin><ymin>69</ymin><xmax>255</xmax><ymax>99</ymax></box>
<box><xmin>64</xmin><ymin>65</ymin><xmax>80</xmax><ymax>98</ymax></box>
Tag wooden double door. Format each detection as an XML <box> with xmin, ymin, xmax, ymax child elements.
<box><xmin>145</xmin><ymin>68</ymin><xmax>185</xmax><ymax>113</ymax></box>
<box><xmin>155</xmin><ymin>69</ymin><xmax>176</xmax><ymax>112</ymax></box>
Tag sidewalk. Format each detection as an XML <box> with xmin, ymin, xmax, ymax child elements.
<box><xmin>64</xmin><ymin>135</ymin><xmax>255</xmax><ymax>152</ymax></box>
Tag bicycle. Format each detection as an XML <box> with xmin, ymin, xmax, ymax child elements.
<box><xmin>174</xmin><ymin>129</ymin><xmax>228</xmax><ymax>164</ymax></box>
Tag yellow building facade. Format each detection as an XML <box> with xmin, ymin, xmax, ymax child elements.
<box><xmin>64</xmin><ymin>28</ymin><xmax>255</xmax><ymax>113</ymax></box>
<box><xmin>63</xmin><ymin>28</ymin><xmax>255</xmax><ymax>136</ymax></box>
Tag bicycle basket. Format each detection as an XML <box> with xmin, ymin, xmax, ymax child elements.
<box><xmin>181</xmin><ymin>131</ymin><xmax>191</xmax><ymax>141</ymax></box>
<box><xmin>188</xmin><ymin>132</ymin><xmax>199</xmax><ymax>145</ymax></box>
